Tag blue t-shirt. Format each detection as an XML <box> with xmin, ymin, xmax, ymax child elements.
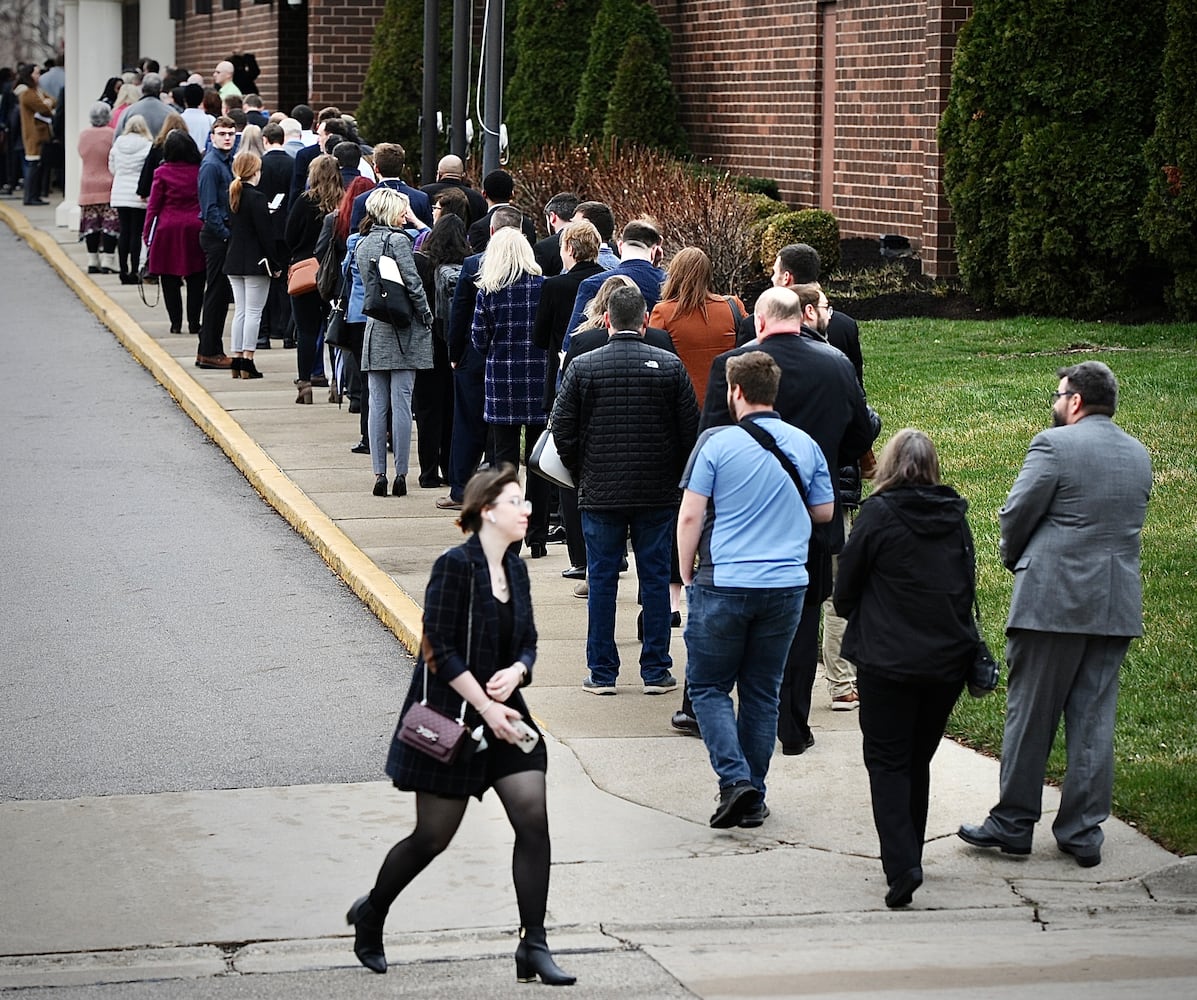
<box><xmin>680</xmin><ymin>414</ymin><xmax>834</xmax><ymax>588</ymax></box>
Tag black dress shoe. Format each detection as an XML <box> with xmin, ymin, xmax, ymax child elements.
<box><xmin>346</xmin><ymin>895</ymin><xmax>387</xmax><ymax>974</ymax></box>
<box><xmin>738</xmin><ymin>800</ymin><xmax>770</xmax><ymax>828</ymax></box>
<box><xmin>670</xmin><ymin>711</ymin><xmax>700</xmax><ymax>737</ymax></box>
<box><xmin>957</xmin><ymin>823</ymin><xmax>1032</xmax><ymax>855</ymax></box>
<box><xmin>885</xmin><ymin>866</ymin><xmax>924</xmax><ymax>908</ymax></box>
<box><xmin>561</xmin><ymin>565</ymin><xmax>586</xmax><ymax>580</ymax></box>
<box><xmin>283</xmin><ymin>338</ymin><xmax>297</xmax><ymax>349</ymax></box>
<box><xmin>351</xmin><ymin>439</ymin><xmax>370</xmax><ymax>454</ymax></box>
<box><xmin>781</xmin><ymin>734</ymin><xmax>815</xmax><ymax>756</ymax></box>
<box><xmin>1058</xmin><ymin>842</ymin><xmax>1101</xmax><ymax>868</ymax></box>
<box><xmin>528</xmin><ymin>542</ymin><xmax>547</xmax><ymax>558</ymax></box>
<box><xmin>256</xmin><ymin>339</ymin><xmax>271</xmax><ymax>349</ymax></box>
<box><xmin>546</xmin><ymin>525</ymin><xmax>567</xmax><ymax>544</ymax></box>
<box><xmin>710</xmin><ymin>781</ymin><xmax>760</xmax><ymax>829</ymax></box>
<box><xmin>418</xmin><ymin>475</ymin><xmax>442</xmax><ymax>488</ymax></box>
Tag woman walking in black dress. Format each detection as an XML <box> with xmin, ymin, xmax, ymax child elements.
<box><xmin>347</xmin><ymin>465</ymin><xmax>574</xmax><ymax>985</ymax></box>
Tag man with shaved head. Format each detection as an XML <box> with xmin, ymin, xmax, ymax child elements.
<box><xmin>213</xmin><ymin>61</ymin><xmax>241</xmax><ymax>100</ymax></box>
<box><xmin>421</xmin><ymin>154</ymin><xmax>487</xmax><ymax>224</ymax></box>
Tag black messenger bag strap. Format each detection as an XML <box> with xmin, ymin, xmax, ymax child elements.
<box><xmin>738</xmin><ymin>418</ymin><xmax>809</xmax><ymax>505</ymax></box>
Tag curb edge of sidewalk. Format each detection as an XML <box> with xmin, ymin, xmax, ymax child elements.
<box><xmin>1</xmin><ymin>204</ymin><xmax>424</xmax><ymax>656</ymax></box>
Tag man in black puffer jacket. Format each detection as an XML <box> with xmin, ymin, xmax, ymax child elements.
<box><xmin>552</xmin><ymin>285</ymin><xmax>699</xmax><ymax>696</ymax></box>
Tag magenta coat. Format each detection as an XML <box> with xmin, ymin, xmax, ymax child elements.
<box><xmin>143</xmin><ymin>161</ymin><xmax>205</xmax><ymax>277</ymax></box>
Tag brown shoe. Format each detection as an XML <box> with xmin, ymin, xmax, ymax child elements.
<box><xmin>196</xmin><ymin>354</ymin><xmax>233</xmax><ymax>369</ymax></box>
<box><xmin>831</xmin><ymin>691</ymin><xmax>860</xmax><ymax>711</ymax></box>
<box><xmin>435</xmin><ymin>496</ymin><xmax>462</xmax><ymax>510</ymax></box>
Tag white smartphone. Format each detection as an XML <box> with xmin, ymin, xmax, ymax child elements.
<box><xmin>510</xmin><ymin>719</ymin><xmax>540</xmax><ymax>753</ymax></box>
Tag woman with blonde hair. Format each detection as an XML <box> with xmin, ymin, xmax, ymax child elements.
<box><xmin>108</xmin><ymin>114</ymin><xmax>153</xmax><ymax>283</ymax></box>
<box><xmin>354</xmin><ymin>186</ymin><xmax>433</xmax><ymax>495</ymax></box>
<box><xmin>285</xmin><ymin>153</ymin><xmax>344</xmax><ymax>399</ymax></box>
<box><xmin>833</xmin><ymin>429</ymin><xmax>977</xmax><ymax>909</ymax></box>
<box><xmin>649</xmin><ymin>246</ymin><xmax>744</xmax><ymax>408</ymax></box>
<box><xmin>238</xmin><ymin>123</ymin><xmax>265</xmax><ymax>159</ymax></box>
<box><xmin>471</xmin><ymin>227</ymin><xmax>549</xmax><ymax>555</ymax></box>
<box><xmin>109</xmin><ymin>82</ymin><xmax>141</xmax><ymax>130</ymax></box>
<box><xmin>223</xmin><ymin>150</ymin><xmax>279</xmax><ymax>378</ymax></box>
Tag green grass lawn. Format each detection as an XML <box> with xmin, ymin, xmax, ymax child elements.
<box><xmin>862</xmin><ymin>316</ymin><xmax>1197</xmax><ymax>854</ymax></box>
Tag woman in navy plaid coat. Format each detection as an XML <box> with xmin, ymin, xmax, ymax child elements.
<box><xmin>470</xmin><ymin>227</ymin><xmax>551</xmax><ymax>557</ymax></box>
<box><xmin>346</xmin><ymin>466</ymin><xmax>575</xmax><ymax>986</ymax></box>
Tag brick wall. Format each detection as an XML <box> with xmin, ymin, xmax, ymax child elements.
<box><xmin>174</xmin><ymin>4</ymin><xmax>281</xmax><ymax>108</ymax></box>
<box><xmin>651</xmin><ymin>0</ymin><xmax>972</xmax><ymax>277</ymax></box>
<box><xmin>307</xmin><ymin>0</ymin><xmax>386</xmax><ymax>112</ymax></box>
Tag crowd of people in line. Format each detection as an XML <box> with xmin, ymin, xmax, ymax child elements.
<box><xmin>10</xmin><ymin>53</ymin><xmax>1153</xmax><ymax>987</ymax></box>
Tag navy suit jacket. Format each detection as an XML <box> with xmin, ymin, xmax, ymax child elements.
<box><xmin>448</xmin><ymin>252</ymin><xmax>484</xmax><ymax>366</ymax></box>
<box><xmin>350</xmin><ymin>177</ymin><xmax>433</xmax><ymax>232</ymax></box>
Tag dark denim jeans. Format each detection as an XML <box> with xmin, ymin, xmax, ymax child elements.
<box><xmin>685</xmin><ymin>583</ymin><xmax>804</xmax><ymax>795</ymax></box>
<box><xmin>581</xmin><ymin>507</ymin><xmax>674</xmax><ymax>685</ymax></box>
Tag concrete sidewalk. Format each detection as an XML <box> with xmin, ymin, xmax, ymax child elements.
<box><xmin>2</xmin><ymin>197</ymin><xmax>1194</xmax><ymax>997</ymax></box>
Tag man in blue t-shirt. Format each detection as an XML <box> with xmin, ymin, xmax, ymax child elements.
<box><xmin>677</xmin><ymin>351</ymin><xmax>835</xmax><ymax>829</ymax></box>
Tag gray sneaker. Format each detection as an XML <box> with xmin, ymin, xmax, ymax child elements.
<box><xmin>582</xmin><ymin>677</ymin><xmax>617</xmax><ymax>695</ymax></box>
<box><xmin>643</xmin><ymin>674</ymin><xmax>678</xmax><ymax>695</ymax></box>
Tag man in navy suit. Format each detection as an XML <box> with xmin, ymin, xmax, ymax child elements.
<box><xmin>467</xmin><ymin>169</ymin><xmax>538</xmax><ymax>252</ymax></box>
<box><xmin>960</xmin><ymin>361</ymin><xmax>1151</xmax><ymax>868</ymax></box>
<box><xmin>349</xmin><ymin>143</ymin><xmax>432</xmax><ymax>232</ymax></box>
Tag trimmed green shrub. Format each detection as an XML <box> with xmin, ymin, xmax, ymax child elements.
<box><xmin>759</xmin><ymin>210</ymin><xmax>841</xmax><ymax>275</ymax></box>
<box><xmin>602</xmin><ymin>35</ymin><xmax>687</xmax><ymax>154</ymax></box>
<box><xmin>572</xmin><ymin>0</ymin><xmax>681</xmax><ymax>150</ymax></box>
<box><xmin>507</xmin><ymin>0</ymin><xmax>599</xmax><ymax>151</ymax></box>
<box><xmin>356</xmin><ymin>0</ymin><xmax>452</xmax><ymax>180</ymax></box>
<box><xmin>1142</xmin><ymin>0</ymin><xmax>1197</xmax><ymax>319</ymax></box>
<box><xmin>941</xmin><ymin>0</ymin><xmax>1165</xmax><ymax>317</ymax></box>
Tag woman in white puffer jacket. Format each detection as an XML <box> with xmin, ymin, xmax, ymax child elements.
<box><xmin>107</xmin><ymin>114</ymin><xmax>152</xmax><ymax>284</ymax></box>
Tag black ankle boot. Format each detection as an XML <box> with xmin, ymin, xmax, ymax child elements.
<box><xmin>514</xmin><ymin>926</ymin><xmax>575</xmax><ymax>986</ymax></box>
<box><xmin>346</xmin><ymin>895</ymin><xmax>387</xmax><ymax>974</ymax></box>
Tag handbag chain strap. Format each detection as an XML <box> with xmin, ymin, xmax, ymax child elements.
<box><xmin>421</xmin><ymin>581</ymin><xmax>471</xmax><ymax>725</ymax></box>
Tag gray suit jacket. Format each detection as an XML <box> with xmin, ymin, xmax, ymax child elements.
<box><xmin>1001</xmin><ymin>415</ymin><xmax>1151</xmax><ymax>636</ymax></box>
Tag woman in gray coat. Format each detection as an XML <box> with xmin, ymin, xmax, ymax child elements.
<box><xmin>354</xmin><ymin>187</ymin><xmax>434</xmax><ymax>497</ymax></box>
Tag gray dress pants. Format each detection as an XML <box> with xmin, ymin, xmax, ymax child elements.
<box><xmin>987</xmin><ymin>628</ymin><xmax>1131</xmax><ymax>852</ymax></box>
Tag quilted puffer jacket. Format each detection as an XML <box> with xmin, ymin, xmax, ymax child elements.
<box><xmin>551</xmin><ymin>332</ymin><xmax>699</xmax><ymax>510</ymax></box>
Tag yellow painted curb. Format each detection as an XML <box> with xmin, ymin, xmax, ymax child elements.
<box><xmin>1</xmin><ymin>204</ymin><xmax>424</xmax><ymax>655</ymax></box>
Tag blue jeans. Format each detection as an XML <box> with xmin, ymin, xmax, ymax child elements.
<box><xmin>685</xmin><ymin>583</ymin><xmax>804</xmax><ymax>794</ymax></box>
<box><xmin>581</xmin><ymin>507</ymin><xmax>675</xmax><ymax>685</ymax></box>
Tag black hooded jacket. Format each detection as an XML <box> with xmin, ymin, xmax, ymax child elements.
<box><xmin>833</xmin><ymin>484</ymin><xmax>977</xmax><ymax>683</ymax></box>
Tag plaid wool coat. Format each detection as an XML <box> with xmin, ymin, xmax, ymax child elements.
<box><xmin>386</xmin><ymin>535</ymin><xmax>541</xmax><ymax>798</ymax></box>
<box><xmin>470</xmin><ymin>273</ymin><xmax>547</xmax><ymax>425</ymax></box>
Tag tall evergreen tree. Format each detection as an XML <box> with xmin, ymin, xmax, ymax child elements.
<box><xmin>602</xmin><ymin>34</ymin><xmax>686</xmax><ymax>154</ymax></box>
<box><xmin>941</xmin><ymin>0</ymin><xmax>1165</xmax><ymax>316</ymax></box>
<box><xmin>355</xmin><ymin>0</ymin><xmax>452</xmax><ymax>180</ymax></box>
<box><xmin>571</xmin><ymin>0</ymin><xmax>677</xmax><ymax>145</ymax></box>
<box><xmin>507</xmin><ymin>0</ymin><xmax>599</xmax><ymax>151</ymax></box>
<box><xmin>1141</xmin><ymin>0</ymin><xmax>1197</xmax><ymax>318</ymax></box>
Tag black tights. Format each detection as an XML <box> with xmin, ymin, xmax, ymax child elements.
<box><xmin>368</xmin><ymin>770</ymin><xmax>550</xmax><ymax>928</ymax></box>
<box><xmin>116</xmin><ymin>207</ymin><xmax>145</xmax><ymax>276</ymax></box>
<box><xmin>84</xmin><ymin>231</ymin><xmax>117</xmax><ymax>254</ymax></box>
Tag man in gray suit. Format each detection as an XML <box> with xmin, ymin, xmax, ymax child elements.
<box><xmin>959</xmin><ymin>361</ymin><xmax>1151</xmax><ymax>867</ymax></box>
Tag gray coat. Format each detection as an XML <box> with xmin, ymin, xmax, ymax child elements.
<box><xmin>354</xmin><ymin>226</ymin><xmax>433</xmax><ymax>372</ymax></box>
<box><xmin>1000</xmin><ymin>414</ymin><xmax>1151</xmax><ymax>637</ymax></box>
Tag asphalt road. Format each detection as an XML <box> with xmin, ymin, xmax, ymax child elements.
<box><xmin>0</xmin><ymin>230</ymin><xmax>414</xmax><ymax>801</ymax></box>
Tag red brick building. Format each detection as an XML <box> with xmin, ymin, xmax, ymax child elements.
<box><xmin>169</xmin><ymin>0</ymin><xmax>971</xmax><ymax>276</ymax></box>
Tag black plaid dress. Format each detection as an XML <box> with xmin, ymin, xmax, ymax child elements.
<box><xmin>386</xmin><ymin>535</ymin><xmax>546</xmax><ymax>799</ymax></box>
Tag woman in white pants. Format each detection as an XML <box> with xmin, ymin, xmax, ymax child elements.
<box><xmin>223</xmin><ymin>150</ymin><xmax>280</xmax><ymax>378</ymax></box>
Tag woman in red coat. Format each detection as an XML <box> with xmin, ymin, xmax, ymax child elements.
<box><xmin>143</xmin><ymin>130</ymin><xmax>206</xmax><ymax>336</ymax></box>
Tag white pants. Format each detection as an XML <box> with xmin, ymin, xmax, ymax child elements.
<box><xmin>228</xmin><ymin>274</ymin><xmax>270</xmax><ymax>354</ymax></box>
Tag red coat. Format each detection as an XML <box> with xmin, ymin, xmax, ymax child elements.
<box><xmin>143</xmin><ymin>162</ymin><xmax>205</xmax><ymax>277</ymax></box>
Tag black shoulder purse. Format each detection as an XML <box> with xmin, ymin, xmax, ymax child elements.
<box><xmin>960</xmin><ymin>524</ymin><xmax>1000</xmax><ymax>697</ymax></box>
<box><xmin>738</xmin><ymin>418</ymin><xmax>833</xmax><ymax>603</ymax></box>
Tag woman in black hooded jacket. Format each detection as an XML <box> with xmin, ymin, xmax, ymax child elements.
<box><xmin>833</xmin><ymin>428</ymin><xmax>978</xmax><ymax>910</ymax></box>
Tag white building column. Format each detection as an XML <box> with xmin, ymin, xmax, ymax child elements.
<box><xmin>57</xmin><ymin>0</ymin><xmax>124</xmax><ymax>229</ymax></box>
<box><xmin>139</xmin><ymin>1</ymin><xmax>176</xmax><ymax>70</ymax></box>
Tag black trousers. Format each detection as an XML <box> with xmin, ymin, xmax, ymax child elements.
<box><xmin>116</xmin><ymin>207</ymin><xmax>145</xmax><ymax>275</ymax></box>
<box><xmin>291</xmin><ymin>289</ymin><xmax>326</xmax><ymax>382</ymax></box>
<box><xmin>161</xmin><ymin>272</ymin><xmax>206</xmax><ymax>334</ymax></box>
<box><xmin>412</xmin><ymin>336</ymin><xmax>454</xmax><ymax>484</ymax></box>
<box><xmin>858</xmin><ymin>671</ymin><xmax>964</xmax><ymax>882</ymax></box>
<box><xmin>490</xmin><ymin>422</ymin><xmax>550</xmax><ymax>545</ymax></box>
<box><xmin>775</xmin><ymin>595</ymin><xmax>822</xmax><ymax>749</ymax></box>
<box><xmin>197</xmin><ymin>230</ymin><xmax>231</xmax><ymax>358</ymax></box>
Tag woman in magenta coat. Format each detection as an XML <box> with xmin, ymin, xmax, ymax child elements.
<box><xmin>143</xmin><ymin>130</ymin><xmax>206</xmax><ymax>335</ymax></box>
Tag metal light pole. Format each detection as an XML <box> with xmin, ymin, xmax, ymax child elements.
<box><xmin>481</xmin><ymin>0</ymin><xmax>504</xmax><ymax>177</ymax></box>
<box><xmin>451</xmin><ymin>0</ymin><xmax>469</xmax><ymax>160</ymax></box>
<box><xmin>421</xmin><ymin>0</ymin><xmax>438</xmax><ymax>182</ymax></box>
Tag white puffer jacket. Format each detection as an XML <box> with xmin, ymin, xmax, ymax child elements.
<box><xmin>107</xmin><ymin>133</ymin><xmax>151</xmax><ymax>209</ymax></box>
